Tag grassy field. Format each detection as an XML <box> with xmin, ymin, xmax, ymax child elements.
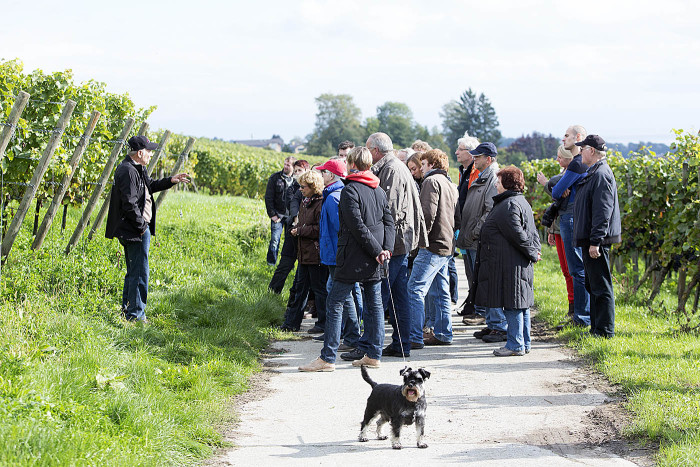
<box><xmin>534</xmin><ymin>246</ymin><xmax>700</xmax><ymax>466</ymax></box>
<box><xmin>0</xmin><ymin>191</ymin><xmax>290</xmax><ymax>466</ymax></box>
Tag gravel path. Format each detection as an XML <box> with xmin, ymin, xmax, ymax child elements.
<box><xmin>207</xmin><ymin>258</ymin><xmax>651</xmax><ymax>466</ymax></box>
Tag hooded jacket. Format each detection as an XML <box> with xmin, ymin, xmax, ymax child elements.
<box><xmin>334</xmin><ymin>170</ymin><xmax>395</xmax><ymax>283</ymax></box>
<box><xmin>372</xmin><ymin>153</ymin><xmax>427</xmax><ymax>256</ymax></box>
<box><xmin>105</xmin><ymin>156</ymin><xmax>175</xmax><ymax>242</ymax></box>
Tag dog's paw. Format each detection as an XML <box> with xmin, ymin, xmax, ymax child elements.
<box><xmin>392</xmin><ymin>443</ymin><xmax>402</xmax><ymax>450</ymax></box>
<box><xmin>417</xmin><ymin>442</ymin><xmax>428</xmax><ymax>449</ymax></box>
<box><xmin>358</xmin><ymin>436</ymin><xmax>369</xmax><ymax>442</ymax></box>
<box><xmin>377</xmin><ymin>435</ymin><xmax>388</xmax><ymax>441</ymax></box>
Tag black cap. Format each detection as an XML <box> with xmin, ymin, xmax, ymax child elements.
<box><xmin>575</xmin><ymin>134</ymin><xmax>607</xmax><ymax>151</ymax></box>
<box><xmin>470</xmin><ymin>142</ymin><xmax>497</xmax><ymax>158</ymax></box>
<box><xmin>128</xmin><ymin>135</ymin><xmax>159</xmax><ymax>152</ymax></box>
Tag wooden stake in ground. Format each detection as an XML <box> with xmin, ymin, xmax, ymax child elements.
<box><xmin>0</xmin><ymin>91</ymin><xmax>30</xmax><ymax>157</ymax></box>
<box><xmin>65</xmin><ymin>118</ymin><xmax>135</xmax><ymax>254</ymax></box>
<box><xmin>1</xmin><ymin>99</ymin><xmax>76</xmax><ymax>259</ymax></box>
<box><xmin>155</xmin><ymin>137</ymin><xmax>195</xmax><ymax>210</ymax></box>
<box><xmin>32</xmin><ymin>111</ymin><xmax>101</xmax><ymax>250</ymax></box>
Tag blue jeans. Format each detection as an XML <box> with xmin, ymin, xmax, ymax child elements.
<box><xmin>328</xmin><ymin>266</ymin><xmax>360</xmax><ymax>347</ymax></box>
<box><xmin>407</xmin><ymin>249</ymin><xmax>452</xmax><ymax>344</ymax></box>
<box><xmin>119</xmin><ymin>229</ymin><xmax>150</xmax><ymax>322</ymax></box>
<box><xmin>267</xmin><ymin>219</ymin><xmax>284</xmax><ymax>265</ymax></box>
<box><xmin>503</xmin><ymin>308</ymin><xmax>530</xmax><ymax>352</ymax></box>
<box><xmin>559</xmin><ymin>213</ymin><xmax>591</xmax><ymax>326</ymax></box>
<box><xmin>322</xmin><ymin>280</ymin><xmax>383</xmax><ymax>363</ymax></box>
<box><xmin>424</xmin><ymin>279</ymin><xmax>439</xmax><ymax>330</ymax></box>
<box><xmin>381</xmin><ymin>254</ymin><xmax>411</xmax><ymax>355</ymax></box>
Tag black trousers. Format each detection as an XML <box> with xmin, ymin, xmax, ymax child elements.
<box><xmin>282</xmin><ymin>264</ymin><xmax>329</xmax><ymax>330</ymax></box>
<box><xmin>582</xmin><ymin>245</ymin><xmax>615</xmax><ymax>338</ymax></box>
<box><xmin>268</xmin><ymin>224</ymin><xmax>298</xmax><ymax>294</ymax></box>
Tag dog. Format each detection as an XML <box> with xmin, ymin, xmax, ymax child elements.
<box><xmin>358</xmin><ymin>365</ymin><xmax>430</xmax><ymax>449</ymax></box>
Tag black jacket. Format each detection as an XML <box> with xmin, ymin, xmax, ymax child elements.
<box><xmin>105</xmin><ymin>156</ymin><xmax>175</xmax><ymax>242</ymax></box>
<box><xmin>573</xmin><ymin>158</ymin><xmax>622</xmax><ymax>247</ymax></box>
<box><xmin>474</xmin><ymin>191</ymin><xmax>540</xmax><ymax>309</ymax></box>
<box><xmin>264</xmin><ymin>170</ymin><xmax>292</xmax><ymax>219</ymax></box>
<box><xmin>457</xmin><ymin>161</ymin><xmax>475</xmax><ymax>211</ymax></box>
<box><xmin>334</xmin><ymin>174</ymin><xmax>395</xmax><ymax>284</ymax></box>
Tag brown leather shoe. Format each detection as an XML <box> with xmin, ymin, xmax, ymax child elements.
<box><xmin>298</xmin><ymin>357</ymin><xmax>335</xmax><ymax>372</ymax></box>
<box><xmin>462</xmin><ymin>315</ymin><xmax>485</xmax><ymax>326</ymax></box>
<box><xmin>424</xmin><ymin>335</ymin><xmax>452</xmax><ymax>346</ymax></box>
<box><xmin>351</xmin><ymin>355</ymin><xmax>381</xmax><ymax>368</ymax></box>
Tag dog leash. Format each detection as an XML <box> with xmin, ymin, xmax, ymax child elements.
<box><xmin>383</xmin><ymin>259</ymin><xmax>408</xmax><ymax>365</ymax></box>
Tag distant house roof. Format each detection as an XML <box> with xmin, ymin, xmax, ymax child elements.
<box><xmin>232</xmin><ymin>136</ymin><xmax>285</xmax><ymax>152</ymax></box>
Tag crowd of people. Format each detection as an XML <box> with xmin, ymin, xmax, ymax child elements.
<box><xmin>260</xmin><ymin>125</ymin><xmax>621</xmax><ymax>372</ymax></box>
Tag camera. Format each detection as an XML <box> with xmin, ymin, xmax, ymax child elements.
<box><xmin>541</xmin><ymin>198</ymin><xmax>563</xmax><ymax>228</ymax></box>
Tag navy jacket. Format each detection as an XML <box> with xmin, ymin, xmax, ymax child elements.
<box><xmin>573</xmin><ymin>158</ymin><xmax>622</xmax><ymax>247</ymax></box>
<box><xmin>105</xmin><ymin>156</ymin><xmax>175</xmax><ymax>242</ymax></box>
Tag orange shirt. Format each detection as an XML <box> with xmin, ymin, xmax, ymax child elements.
<box><xmin>468</xmin><ymin>165</ymin><xmax>480</xmax><ymax>188</ymax></box>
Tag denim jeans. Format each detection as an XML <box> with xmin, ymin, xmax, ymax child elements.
<box><xmin>448</xmin><ymin>255</ymin><xmax>458</xmax><ymax>303</ymax></box>
<box><xmin>424</xmin><ymin>279</ymin><xmax>439</xmax><ymax>330</ymax></box>
<box><xmin>353</xmin><ymin>283</ymin><xmax>364</xmax><ymax>326</ymax></box>
<box><xmin>559</xmin><ymin>213</ymin><xmax>591</xmax><ymax>326</ymax></box>
<box><xmin>119</xmin><ymin>229</ymin><xmax>150</xmax><ymax>322</ymax></box>
<box><xmin>322</xmin><ymin>280</ymin><xmax>383</xmax><ymax>363</ymax></box>
<box><xmin>407</xmin><ymin>249</ymin><xmax>452</xmax><ymax>344</ymax></box>
<box><xmin>266</xmin><ymin>219</ymin><xmax>284</xmax><ymax>265</ymax></box>
<box><xmin>583</xmin><ymin>245</ymin><xmax>615</xmax><ymax>338</ymax></box>
<box><xmin>282</xmin><ymin>264</ymin><xmax>328</xmax><ymax>330</ymax></box>
<box><xmin>381</xmin><ymin>254</ymin><xmax>411</xmax><ymax>355</ymax></box>
<box><xmin>328</xmin><ymin>266</ymin><xmax>360</xmax><ymax>347</ymax></box>
<box><xmin>503</xmin><ymin>308</ymin><xmax>531</xmax><ymax>352</ymax></box>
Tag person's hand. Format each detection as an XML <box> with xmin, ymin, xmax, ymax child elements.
<box><xmin>536</xmin><ymin>172</ymin><xmax>548</xmax><ymax>187</ymax></box>
<box><xmin>271</xmin><ymin>215</ymin><xmax>280</xmax><ymax>223</ymax></box>
<box><xmin>589</xmin><ymin>245</ymin><xmax>600</xmax><ymax>259</ymax></box>
<box><xmin>290</xmin><ymin>228</ymin><xmax>298</xmax><ymax>236</ymax></box>
<box><xmin>171</xmin><ymin>173</ymin><xmax>190</xmax><ymax>184</ymax></box>
<box><xmin>376</xmin><ymin>250</ymin><xmax>391</xmax><ymax>264</ymax></box>
<box><xmin>562</xmin><ymin>188</ymin><xmax>571</xmax><ymax>198</ymax></box>
<box><xmin>537</xmin><ymin>251</ymin><xmax>542</xmax><ymax>262</ymax></box>
<box><xmin>547</xmin><ymin>233</ymin><xmax>556</xmax><ymax>246</ymax></box>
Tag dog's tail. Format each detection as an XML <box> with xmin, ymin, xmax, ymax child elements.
<box><xmin>360</xmin><ymin>365</ymin><xmax>377</xmax><ymax>388</ymax></box>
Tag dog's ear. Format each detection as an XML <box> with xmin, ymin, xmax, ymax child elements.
<box><xmin>418</xmin><ymin>368</ymin><xmax>431</xmax><ymax>380</ymax></box>
<box><xmin>400</xmin><ymin>366</ymin><xmax>411</xmax><ymax>376</ymax></box>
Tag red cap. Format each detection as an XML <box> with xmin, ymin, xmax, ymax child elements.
<box><xmin>316</xmin><ymin>159</ymin><xmax>347</xmax><ymax>178</ymax></box>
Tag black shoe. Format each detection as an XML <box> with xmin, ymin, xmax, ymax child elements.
<box><xmin>473</xmin><ymin>327</ymin><xmax>491</xmax><ymax>339</ymax></box>
<box><xmin>312</xmin><ymin>334</ymin><xmax>324</xmax><ymax>341</ymax></box>
<box><xmin>482</xmin><ymin>330</ymin><xmax>507</xmax><ymax>343</ymax></box>
<box><xmin>307</xmin><ymin>326</ymin><xmax>324</xmax><ymax>334</ymax></box>
<box><xmin>340</xmin><ymin>348</ymin><xmax>365</xmax><ymax>361</ymax></box>
<box><xmin>382</xmin><ymin>345</ymin><xmax>408</xmax><ymax>357</ymax></box>
<box><xmin>410</xmin><ymin>342</ymin><xmax>425</xmax><ymax>350</ymax></box>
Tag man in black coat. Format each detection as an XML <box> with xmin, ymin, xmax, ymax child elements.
<box><xmin>573</xmin><ymin>135</ymin><xmax>621</xmax><ymax>338</ymax></box>
<box><xmin>299</xmin><ymin>147</ymin><xmax>394</xmax><ymax>372</ymax></box>
<box><xmin>264</xmin><ymin>156</ymin><xmax>295</xmax><ymax>266</ymax></box>
<box><xmin>105</xmin><ymin>135</ymin><xmax>189</xmax><ymax>322</ymax></box>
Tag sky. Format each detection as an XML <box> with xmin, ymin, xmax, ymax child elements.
<box><xmin>1</xmin><ymin>0</ymin><xmax>698</xmax><ymax>145</ymax></box>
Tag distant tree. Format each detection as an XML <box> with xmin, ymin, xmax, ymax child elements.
<box><xmin>376</xmin><ymin>101</ymin><xmax>415</xmax><ymax>147</ymax></box>
<box><xmin>498</xmin><ymin>149</ymin><xmax>528</xmax><ymax>167</ymax></box>
<box><xmin>507</xmin><ymin>131</ymin><xmax>559</xmax><ymax>161</ymax></box>
<box><xmin>441</xmin><ymin>88</ymin><xmax>502</xmax><ymax>154</ymax></box>
<box><xmin>306</xmin><ymin>93</ymin><xmax>365</xmax><ymax>157</ymax></box>
<box><xmin>362</xmin><ymin>116</ymin><xmax>380</xmax><ymax>140</ymax></box>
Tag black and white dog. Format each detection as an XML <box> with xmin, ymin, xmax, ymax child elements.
<box><xmin>358</xmin><ymin>365</ymin><xmax>430</xmax><ymax>449</ymax></box>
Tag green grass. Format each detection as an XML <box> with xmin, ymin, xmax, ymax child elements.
<box><xmin>534</xmin><ymin>246</ymin><xmax>700</xmax><ymax>466</ymax></box>
<box><xmin>0</xmin><ymin>191</ymin><xmax>292</xmax><ymax>466</ymax></box>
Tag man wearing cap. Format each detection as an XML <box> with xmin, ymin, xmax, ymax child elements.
<box><xmin>574</xmin><ymin>135</ymin><xmax>621</xmax><ymax>338</ymax></box>
<box><xmin>317</xmin><ymin>159</ymin><xmax>360</xmax><ymax>351</ymax></box>
<box><xmin>552</xmin><ymin>125</ymin><xmax>591</xmax><ymax>328</ymax></box>
<box><xmin>106</xmin><ymin>135</ymin><xmax>190</xmax><ymax>322</ymax></box>
<box><xmin>456</xmin><ymin>142</ymin><xmax>508</xmax><ymax>343</ymax></box>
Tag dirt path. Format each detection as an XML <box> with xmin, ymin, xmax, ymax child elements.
<box><xmin>206</xmin><ymin>259</ymin><xmax>654</xmax><ymax>466</ymax></box>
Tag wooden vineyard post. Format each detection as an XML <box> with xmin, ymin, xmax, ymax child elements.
<box><xmin>1</xmin><ymin>99</ymin><xmax>76</xmax><ymax>259</ymax></box>
<box><xmin>0</xmin><ymin>91</ymin><xmax>30</xmax><ymax>157</ymax></box>
<box><xmin>146</xmin><ymin>130</ymin><xmax>170</xmax><ymax>176</ymax></box>
<box><xmin>65</xmin><ymin>118</ymin><xmax>135</xmax><ymax>254</ymax></box>
<box><xmin>86</xmin><ymin>122</ymin><xmax>150</xmax><ymax>240</ymax></box>
<box><xmin>155</xmin><ymin>137</ymin><xmax>195</xmax><ymax>210</ymax></box>
<box><xmin>32</xmin><ymin>111</ymin><xmax>101</xmax><ymax>250</ymax></box>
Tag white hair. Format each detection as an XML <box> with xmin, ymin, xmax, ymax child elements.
<box><xmin>367</xmin><ymin>132</ymin><xmax>394</xmax><ymax>154</ymax></box>
<box><xmin>457</xmin><ymin>132</ymin><xmax>480</xmax><ymax>151</ymax></box>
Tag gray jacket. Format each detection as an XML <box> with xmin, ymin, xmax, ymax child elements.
<box><xmin>456</xmin><ymin>164</ymin><xmax>498</xmax><ymax>250</ymax></box>
<box><xmin>372</xmin><ymin>153</ymin><xmax>427</xmax><ymax>256</ymax></box>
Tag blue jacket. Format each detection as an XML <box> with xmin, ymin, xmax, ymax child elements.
<box><xmin>320</xmin><ymin>180</ymin><xmax>344</xmax><ymax>266</ymax></box>
<box><xmin>552</xmin><ymin>154</ymin><xmax>588</xmax><ymax>213</ymax></box>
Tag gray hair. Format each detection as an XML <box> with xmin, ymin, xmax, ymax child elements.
<box><xmin>367</xmin><ymin>132</ymin><xmax>394</xmax><ymax>154</ymax></box>
<box><xmin>457</xmin><ymin>132</ymin><xmax>480</xmax><ymax>151</ymax></box>
<box><xmin>570</xmin><ymin>125</ymin><xmax>587</xmax><ymax>140</ymax></box>
<box><xmin>347</xmin><ymin>147</ymin><xmax>373</xmax><ymax>171</ymax></box>
<box><xmin>595</xmin><ymin>148</ymin><xmax>607</xmax><ymax>159</ymax></box>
